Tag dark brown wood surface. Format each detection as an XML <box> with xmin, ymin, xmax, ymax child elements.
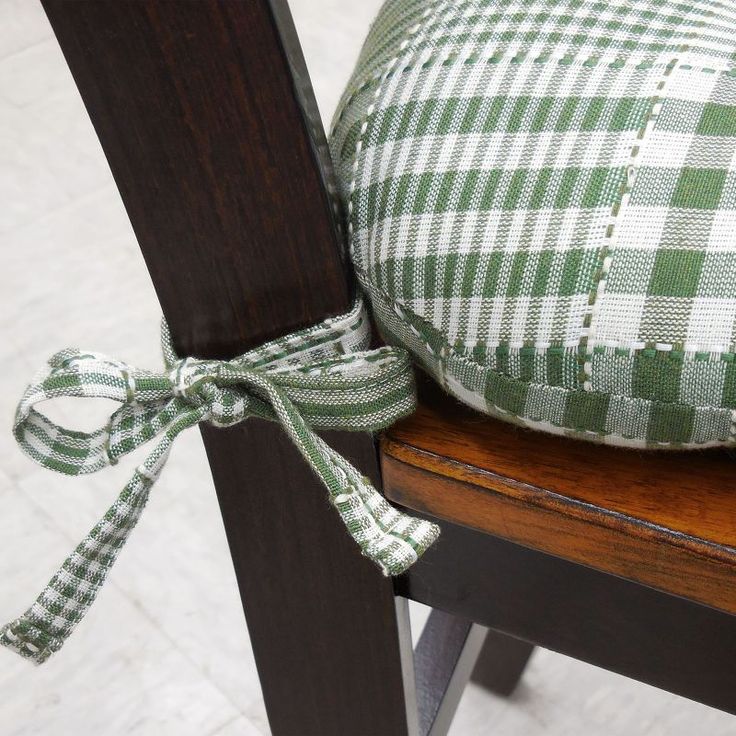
<box><xmin>383</xmin><ymin>379</ymin><xmax>736</xmax><ymax>614</ymax></box>
<box><xmin>398</xmin><ymin>515</ymin><xmax>736</xmax><ymax>715</ymax></box>
<box><xmin>471</xmin><ymin>630</ymin><xmax>534</xmax><ymax>697</ymax></box>
<box><xmin>44</xmin><ymin>0</ymin><xmax>351</xmax><ymax>359</ymax></box>
<box><xmin>42</xmin><ymin>2</ymin><xmax>416</xmax><ymax>734</ymax></box>
<box><xmin>414</xmin><ymin>610</ymin><xmax>487</xmax><ymax>736</ymax></box>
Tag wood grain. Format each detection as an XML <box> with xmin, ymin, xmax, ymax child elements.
<box><xmin>383</xmin><ymin>378</ymin><xmax>736</xmax><ymax>614</ymax></box>
<box><xmin>43</xmin><ymin>0</ymin><xmax>351</xmax><ymax>360</ymax></box>
<box><xmin>42</xmin><ymin>2</ymin><xmax>416</xmax><ymax>734</ymax></box>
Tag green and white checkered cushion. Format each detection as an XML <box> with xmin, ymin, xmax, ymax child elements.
<box><xmin>330</xmin><ymin>0</ymin><xmax>736</xmax><ymax>448</ymax></box>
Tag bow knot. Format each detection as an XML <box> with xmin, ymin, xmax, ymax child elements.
<box><xmin>167</xmin><ymin>356</ymin><xmax>243</xmax><ymax>425</ymax></box>
<box><xmin>168</xmin><ymin>356</ymin><xmax>216</xmax><ymax>400</ymax></box>
<box><xmin>2</xmin><ymin>298</ymin><xmax>440</xmax><ymax>664</ymax></box>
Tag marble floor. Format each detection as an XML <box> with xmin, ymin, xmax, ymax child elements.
<box><xmin>0</xmin><ymin>1</ymin><xmax>734</xmax><ymax>734</ymax></box>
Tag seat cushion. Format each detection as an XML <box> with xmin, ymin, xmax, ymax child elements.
<box><xmin>330</xmin><ymin>0</ymin><xmax>736</xmax><ymax>448</ymax></box>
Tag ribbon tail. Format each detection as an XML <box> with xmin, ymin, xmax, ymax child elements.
<box><xmin>314</xmin><ymin>435</ymin><xmax>440</xmax><ymax>575</ymax></box>
<box><xmin>0</xmin><ymin>454</ymin><xmax>170</xmax><ymax>664</ymax></box>
<box><xmin>246</xmin><ymin>372</ymin><xmax>440</xmax><ymax>575</ymax></box>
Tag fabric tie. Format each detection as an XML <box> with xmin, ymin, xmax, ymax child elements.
<box><xmin>1</xmin><ymin>298</ymin><xmax>439</xmax><ymax>664</ymax></box>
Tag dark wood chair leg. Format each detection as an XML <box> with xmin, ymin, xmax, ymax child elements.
<box><xmin>471</xmin><ymin>630</ymin><xmax>535</xmax><ymax>697</ymax></box>
<box><xmin>41</xmin><ymin>2</ymin><xmax>418</xmax><ymax>734</ymax></box>
<box><xmin>414</xmin><ymin>610</ymin><xmax>487</xmax><ymax>736</ymax></box>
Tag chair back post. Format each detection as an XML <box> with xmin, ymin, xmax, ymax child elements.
<box><xmin>40</xmin><ymin>1</ymin><xmax>417</xmax><ymax>733</ymax></box>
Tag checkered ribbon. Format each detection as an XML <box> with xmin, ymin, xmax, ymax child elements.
<box><xmin>2</xmin><ymin>299</ymin><xmax>439</xmax><ymax>664</ymax></box>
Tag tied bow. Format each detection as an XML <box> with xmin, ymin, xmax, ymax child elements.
<box><xmin>2</xmin><ymin>299</ymin><xmax>439</xmax><ymax>664</ymax></box>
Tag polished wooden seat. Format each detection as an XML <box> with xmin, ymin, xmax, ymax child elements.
<box><xmin>382</xmin><ymin>377</ymin><xmax>736</xmax><ymax>615</ymax></box>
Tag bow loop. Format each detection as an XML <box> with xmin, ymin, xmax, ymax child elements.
<box><xmin>2</xmin><ymin>297</ymin><xmax>440</xmax><ymax>664</ymax></box>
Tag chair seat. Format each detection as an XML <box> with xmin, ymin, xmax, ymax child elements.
<box><xmin>381</xmin><ymin>377</ymin><xmax>736</xmax><ymax>615</ymax></box>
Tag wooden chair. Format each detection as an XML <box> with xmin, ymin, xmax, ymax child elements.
<box><xmin>41</xmin><ymin>1</ymin><xmax>736</xmax><ymax>734</ymax></box>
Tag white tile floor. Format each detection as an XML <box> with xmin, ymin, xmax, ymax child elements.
<box><xmin>0</xmin><ymin>1</ymin><xmax>734</xmax><ymax>734</ymax></box>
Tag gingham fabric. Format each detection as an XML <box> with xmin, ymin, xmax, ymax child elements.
<box><xmin>330</xmin><ymin>0</ymin><xmax>736</xmax><ymax>448</ymax></box>
<box><xmin>2</xmin><ymin>299</ymin><xmax>438</xmax><ymax>664</ymax></box>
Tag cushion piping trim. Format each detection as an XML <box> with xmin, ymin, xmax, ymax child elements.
<box><xmin>360</xmin><ymin>277</ymin><xmax>736</xmax><ymax>448</ymax></box>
